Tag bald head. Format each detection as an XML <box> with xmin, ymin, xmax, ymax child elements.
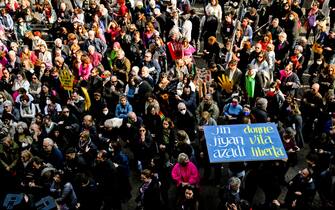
<box><xmin>311</xmin><ymin>83</ymin><xmax>320</xmax><ymax>93</ymax></box>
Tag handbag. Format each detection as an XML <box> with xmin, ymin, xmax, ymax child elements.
<box><xmin>312</xmin><ymin>42</ymin><xmax>323</xmax><ymax>54</ymax></box>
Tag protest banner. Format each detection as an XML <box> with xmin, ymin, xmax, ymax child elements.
<box><xmin>203</xmin><ymin>123</ymin><xmax>287</xmax><ymax>163</ymax></box>
<box><xmin>59</xmin><ymin>69</ymin><xmax>74</xmax><ymax>91</ymax></box>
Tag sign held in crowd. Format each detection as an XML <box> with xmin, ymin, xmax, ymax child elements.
<box><xmin>204</xmin><ymin>123</ymin><xmax>287</xmax><ymax>163</ymax></box>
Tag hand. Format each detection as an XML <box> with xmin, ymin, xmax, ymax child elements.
<box><xmin>126</xmin><ymin>123</ymin><xmax>131</xmax><ymax>128</ymax></box>
<box><xmin>5</xmin><ymin>166</ymin><xmax>10</xmax><ymax>172</ymax></box>
<box><xmin>286</xmin><ymin>82</ymin><xmax>293</xmax><ymax>86</ymax></box>
<box><xmin>288</xmin><ymin>148</ymin><xmax>295</xmax><ymax>153</ymax></box>
<box><xmin>295</xmin><ymin>191</ymin><xmax>302</xmax><ymax>196</ymax></box>
<box><xmin>217</xmin><ymin>74</ymin><xmax>233</xmax><ymax>93</ymax></box>
<box><xmin>28</xmin><ymin>182</ymin><xmax>36</xmax><ymax>187</ymax></box>
<box><xmin>272</xmin><ymin>200</ymin><xmax>281</xmax><ymax>206</ymax></box>
<box><xmin>229</xmin><ymin>203</ymin><xmax>238</xmax><ymax>210</ymax></box>
<box><xmin>58</xmin><ymin>121</ymin><xmax>64</xmax><ymax>125</ymax></box>
<box><xmin>67</xmin><ymin>100</ymin><xmax>74</xmax><ymax>105</ymax></box>
<box><xmin>292</xmin><ymin>200</ymin><xmax>297</xmax><ymax>208</ymax></box>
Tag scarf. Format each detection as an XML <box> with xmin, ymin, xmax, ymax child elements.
<box><xmin>245</xmin><ymin>73</ymin><xmax>256</xmax><ymax>98</ymax></box>
<box><xmin>279</xmin><ymin>69</ymin><xmax>292</xmax><ymax>81</ymax></box>
<box><xmin>308</xmin><ymin>8</ymin><xmax>318</xmax><ymax>27</ymax></box>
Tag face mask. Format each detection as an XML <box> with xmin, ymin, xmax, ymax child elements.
<box><xmin>17</xmin><ymin>127</ymin><xmax>24</xmax><ymax>134</ymax></box>
<box><xmin>103</xmin><ymin>110</ymin><xmax>108</xmax><ymax>115</ymax></box>
<box><xmin>22</xmin><ymin>142</ymin><xmax>29</xmax><ymax>148</ymax></box>
<box><xmin>180</xmin><ymin>109</ymin><xmax>186</xmax><ymax>115</ymax></box>
<box><xmin>317</xmin><ymin>61</ymin><xmax>322</xmax><ymax>65</ymax></box>
<box><xmin>180</xmin><ymin>162</ymin><xmax>188</xmax><ymax>167</ymax></box>
<box><xmin>244</xmin><ymin>111</ymin><xmax>250</xmax><ymax>116</ymax></box>
<box><xmin>46</xmin><ymin>99</ymin><xmax>51</xmax><ymax>105</ymax></box>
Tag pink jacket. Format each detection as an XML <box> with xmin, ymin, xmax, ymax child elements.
<box><xmin>171</xmin><ymin>162</ymin><xmax>200</xmax><ymax>186</ymax></box>
<box><xmin>79</xmin><ymin>63</ymin><xmax>93</xmax><ymax>80</ymax></box>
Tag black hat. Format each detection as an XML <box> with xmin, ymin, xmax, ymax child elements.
<box><xmin>65</xmin><ymin>147</ymin><xmax>77</xmax><ymax>154</ymax></box>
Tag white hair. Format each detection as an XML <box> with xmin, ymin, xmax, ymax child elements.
<box><xmin>43</xmin><ymin>138</ymin><xmax>54</xmax><ymax>146</ymax></box>
<box><xmin>104</xmin><ymin>118</ymin><xmax>123</xmax><ymax>128</ymax></box>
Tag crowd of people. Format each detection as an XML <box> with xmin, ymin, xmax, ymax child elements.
<box><xmin>0</xmin><ymin>0</ymin><xmax>335</xmax><ymax>209</ymax></box>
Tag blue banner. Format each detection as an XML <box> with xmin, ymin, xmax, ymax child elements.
<box><xmin>203</xmin><ymin>123</ymin><xmax>287</xmax><ymax>163</ymax></box>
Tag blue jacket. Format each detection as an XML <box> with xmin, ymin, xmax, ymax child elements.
<box><xmin>115</xmin><ymin>102</ymin><xmax>133</xmax><ymax>119</ymax></box>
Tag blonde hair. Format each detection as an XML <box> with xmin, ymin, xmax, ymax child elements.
<box><xmin>208</xmin><ymin>36</ymin><xmax>217</xmax><ymax>45</ymax></box>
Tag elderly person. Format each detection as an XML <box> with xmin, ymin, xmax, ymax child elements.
<box><xmin>175</xmin><ymin>102</ymin><xmax>196</xmax><ymax>141</ymax></box>
<box><xmin>113</xmin><ymin>50</ymin><xmax>131</xmax><ymax>84</ymax></box>
<box><xmin>41</xmin><ymin>138</ymin><xmax>64</xmax><ymax>169</ymax></box>
<box><xmin>218</xmin><ymin>177</ymin><xmax>242</xmax><ymax>209</ymax></box>
<box><xmin>83</xmin><ymin>30</ymin><xmax>107</xmax><ymax>54</ymax></box>
<box><xmin>2</xmin><ymin>100</ymin><xmax>20</xmax><ymax>122</ymax></box>
<box><xmin>171</xmin><ymin>153</ymin><xmax>200</xmax><ymax>187</ymax></box>
<box><xmin>274</xmin><ymin>32</ymin><xmax>290</xmax><ymax>69</ymax></box>
<box><xmin>195</xmin><ymin>94</ymin><xmax>220</xmax><ymax>123</ymax></box>
<box><xmin>279</xmin><ymin>63</ymin><xmax>301</xmax><ymax>96</ymax></box>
